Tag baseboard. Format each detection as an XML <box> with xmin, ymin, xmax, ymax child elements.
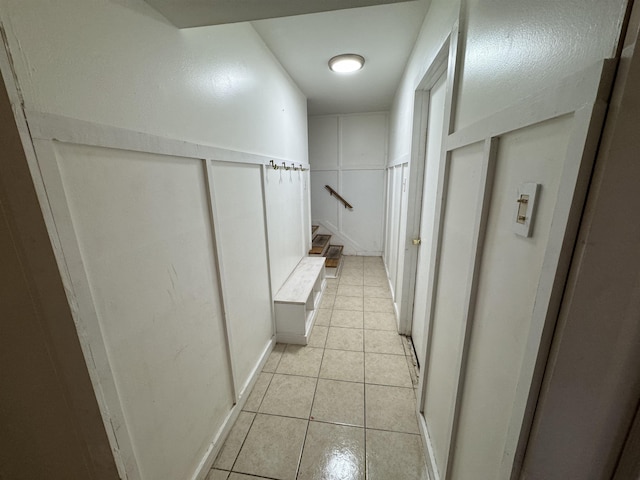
<box><xmin>418</xmin><ymin>412</ymin><xmax>441</xmax><ymax>480</ymax></box>
<box><xmin>191</xmin><ymin>337</ymin><xmax>276</xmax><ymax>480</ymax></box>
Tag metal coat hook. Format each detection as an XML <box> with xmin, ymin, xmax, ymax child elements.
<box><xmin>282</xmin><ymin>162</ymin><xmax>291</xmax><ymax>171</ymax></box>
<box><xmin>269</xmin><ymin>160</ymin><xmax>279</xmax><ymax>170</ymax></box>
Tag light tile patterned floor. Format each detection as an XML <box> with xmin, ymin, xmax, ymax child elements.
<box><xmin>208</xmin><ymin>256</ymin><xmax>429</xmax><ymax>480</ymax></box>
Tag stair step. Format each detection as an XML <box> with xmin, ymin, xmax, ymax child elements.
<box><xmin>324</xmin><ymin>245</ymin><xmax>343</xmax><ymax>268</ymax></box>
<box><xmin>309</xmin><ymin>234</ymin><xmax>331</xmax><ymax>255</ymax></box>
<box><xmin>311</xmin><ymin>225</ymin><xmax>319</xmax><ymax>235</ymax></box>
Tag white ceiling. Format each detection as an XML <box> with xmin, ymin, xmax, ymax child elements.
<box><xmin>253</xmin><ymin>1</ymin><xmax>429</xmax><ymax>115</ymax></box>
<box><xmin>144</xmin><ymin>0</ymin><xmax>430</xmax><ymax>116</ymax></box>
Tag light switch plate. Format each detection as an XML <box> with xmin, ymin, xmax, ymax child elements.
<box><xmin>513</xmin><ymin>182</ymin><xmax>540</xmax><ymax>238</ymax></box>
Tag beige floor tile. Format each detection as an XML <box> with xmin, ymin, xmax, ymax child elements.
<box><xmin>243</xmin><ymin>372</ymin><xmax>273</xmax><ymax>412</ymax></box>
<box><xmin>363</xmin><ymin>311</ymin><xmax>397</xmax><ymax>331</ymax></box>
<box><xmin>336</xmin><ymin>284</ymin><xmax>364</xmax><ymax>297</ymax></box>
<box><xmin>362</xmin><ymin>262</ymin><xmax>387</xmax><ymax>275</ymax></box>
<box><xmin>365</xmin><ymin>353</ymin><xmax>413</xmax><ymax>387</ymax></box>
<box><xmin>315</xmin><ymin>309</ymin><xmax>332</xmax><ymax>326</ymax></box>
<box><xmin>206</xmin><ymin>469</ymin><xmax>229</xmax><ymax>480</ymax></box>
<box><xmin>342</xmin><ymin>263</ymin><xmax>364</xmax><ymax>271</ymax></box>
<box><xmin>325</xmin><ymin>327</ymin><xmax>364</xmax><ymax>352</ymax></box>
<box><xmin>324</xmin><ymin>282</ymin><xmax>338</xmax><ymax>294</ymax></box>
<box><xmin>365</xmin><ymin>384</ymin><xmax>419</xmax><ymax>434</ymax></box>
<box><xmin>339</xmin><ymin>273</ymin><xmax>364</xmax><ymax>286</ymax></box>
<box><xmin>320</xmin><ymin>349</ymin><xmax>364</xmax><ymax>383</ymax></box>
<box><xmin>330</xmin><ymin>309</ymin><xmax>364</xmax><ymax>329</ymax></box>
<box><xmin>228</xmin><ymin>473</ymin><xmax>272</xmax><ymax>480</ymax></box>
<box><xmin>311</xmin><ymin>379</ymin><xmax>364</xmax><ymax>427</ymax></box>
<box><xmin>298</xmin><ymin>422</ymin><xmax>365</xmax><ymax>480</ymax></box>
<box><xmin>214</xmin><ymin>411</ymin><xmax>255</xmax><ymax>470</ymax></box>
<box><xmin>363</xmin><ymin>297</ymin><xmax>395</xmax><ymax>313</ymax></box>
<box><xmin>365</xmin><ymin>429</ymin><xmax>428</xmax><ymax>480</ymax></box>
<box><xmin>233</xmin><ymin>414</ymin><xmax>308</xmax><ymax>480</ymax></box>
<box><xmin>364</xmin><ymin>330</ymin><xmax>404</xmax><ymax>355</ymax></box>
<box><xmin>333</xmin><ymin>295</ymin><xmax>364</xmax><ymax>311</ymax></box>
<box><xmin>342</xmin><ymin>256</ymin><xmax>364</xmax><ymax>265</ymax></box>
<box><xmin>308</xmin><ymin>325</ymin><xmax>329</xmax><ymax>348</ymax></box>
<box><xmin>259</xmin><ymin>374</ymin><xmax>317</xmax><ymax>419</ymax></box>
<box><xmin>363</xmin><ymin>285</ymin><xmax>391</xmax><ymax>298</ymax></box>
<box><xmin>262</xmin><ymin>343</ymin><xmax>285</xmax><ymax>373</ymax></box>
<box><xmin>276</xmin><ymin>345</ymin><xmax>324</xmax><ymax>377</ymax></box>
<box><xmin>320</xmin><ymin>293</ymin><xmax>336</xmax><ymax>309</ymax></box>
<box><xmin>362</xmin><ymin>256</ymin><xmax>383</xmax><ymax>264</ymax></box>
<box><xmin>363</xmin><ymin>275</ymin><xmax>387</xmax><ymax>287</ymax></box>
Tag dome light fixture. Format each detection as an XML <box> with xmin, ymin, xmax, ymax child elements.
<box><xmin>328</xmin><ymin>54</ymin><xmax>365</xmax><ymax>73</ymax></box>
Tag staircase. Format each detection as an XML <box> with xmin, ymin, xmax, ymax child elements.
<box><xmin>310</xmin><ymin>225</ymin><xmax>343</xmax><ymax>278</ymax></box>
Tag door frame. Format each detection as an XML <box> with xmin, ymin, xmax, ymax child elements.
<box><xmin>398</xmin><ymin>22</ymin><xmax>462</xmax><ymax>339</ymax></box>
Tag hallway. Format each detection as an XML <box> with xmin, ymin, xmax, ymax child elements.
<box><xmin>207</xmin><ymin>256</ymin><xmax>428</xmax><ymax>480</ymax></box>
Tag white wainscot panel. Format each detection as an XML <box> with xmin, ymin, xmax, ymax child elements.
<box><xmin>264</xmin><ymin>166</ymin><xmax>305</xmax><ymax>293</ymax></box>
<box><xmin>423</xmin><ymin>141</ymin><xmax>484</xmax><ymax>474</ymax></box>
<box><xmin>310</xmin><ymin>170</ymin><xmax>339</xmax><ymax>230</ymax></box>
<box><xmin>341</xmin><ymin>170</ymin><xmax>385</xmax><ymax>253</ymax></box>
<box><xmin>210</xmin><ymin>162</ymin><xmax>273</xmax><ymax>392</ymax></box>
<box><xmin>341</xmin><ymin>113</ymin><xmax>388</xmax><ymax>168</ymax></box>
<box><xmin>450</xmin><ymin>115</ymin><xmax>572</xmax><ymax>480</ymax></box>
<box><xmin>308</xmin><ymin>116</ymin><xmax>339</xmax><ymax>169</ymax></box>
<box><xmin>54</xmin><ymin>143</ymin><xmax>233</xmax><ymax>480</ymax></box>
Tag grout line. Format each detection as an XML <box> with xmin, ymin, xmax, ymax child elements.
<box><xmin>362</xmin><ymin>264</ymin><xmax>367</xmax><ymax>480</ymax></box>
<box><xmin>294</xmin><ymin>331</ymin><xmax>326</xmax><ymax>480</ymax></box>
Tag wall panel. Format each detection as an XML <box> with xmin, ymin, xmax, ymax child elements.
<box><xmin>264</xmin><ymin>167</ymin><xmax>306</xmax><ymax>292</ymax></box>
<box><xmin>210</xmin><ymin>162</ymin><xmax>273</xmax><ymax>392</ymax></box>
<box><xmin>341</xmin><ymin>170</ymin><xmax>385</xmax><ymax>252</ymax></box>
<box><xmin>450</xmin><ymin>116</ymin><xmax>572</xmax><ymax>480</ymax></box>
<box><xmin>309</xmin><ymin>112</ymin><xmax>388</xmax><ymax>254</ymax></box>
<box><xmin>422</xmin><ymin>142</ymin><xmax>484</xmax><ymax>474</ymax></box>
<box><xmin>308</xmin><ymin>116</ymin><xmax>339</xmax><ymax>169</ymax></box>
<box><xmin>310</xmin><ymin>170</ymin><xmax>340</xmax><ymax>230</ymax></box>
<box><xmin>341</xmin><ymin>113</ymin><xmax>387</xmax><ymax>168</ymax></box>
<box><xmin>55</xmin><ymin>143</ymin><xmax>233</xmax><ymax>480</ymax></box>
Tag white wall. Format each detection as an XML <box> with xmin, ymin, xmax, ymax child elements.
<box><xmin>308</xmin><ymin>112</ymin><xmax>387</xmax><ymax>255</ymax></box>
<box><xmin>0</xmin><ymin>1</ymin><xmax>309</xmax><ymax>479</ymax></box>
<box><xmin>386</xmin><ymin>0</ymin><xmax>628</xmax><ymax>478</ymax></box>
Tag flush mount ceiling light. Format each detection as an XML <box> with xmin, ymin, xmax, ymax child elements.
<box><xmin>328</xmin><ymin>54</ymin><xmax>365</xmax><ymax>73</ymax></box>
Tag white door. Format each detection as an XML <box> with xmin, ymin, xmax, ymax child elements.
<box><xmin>411</xmin><ymin>72</ymin><xmax>447</xmax><ymax>364</ymax></box>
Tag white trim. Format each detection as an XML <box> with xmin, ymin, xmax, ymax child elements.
<box><xmin>310</xmin><ymin>166</ymin><xmax>386</xmax><ymax>172</ymax></box>
<box><xmin>190</xmin><ymin>338</ymin><xmax>275</xmax><ymax>480</ymax></box>
<box><xmin>446</xmin><ymin>60</ymin><xmax>615</xmax><ymax>151</ymax></box>
<box><xmin>204</xmin><ymin>160</ymin><xmax>240</xmax><ymax>402</ymax></box>
<box><xmin>444</xmin><ymin>137</ymin><xmax>499</xmax><ymax>476</ymax></box>
<box><xmin>418</xmin><ymin>411</ymin><xmax>441</xmax><ymax>480</ymax></box>
<box><xmin>26</xmin><ymin>110</ymin><xmax>309</xmax><ymax>168</ymax></box>
<box><xmin>399</xmin><ymin>31</ymin><xmax>452</xmax><ymax>336</ymax></box>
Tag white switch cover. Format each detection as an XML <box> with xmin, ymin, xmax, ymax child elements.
<box><xmin>513</xmin><ymin>182</ymin><xmax>540</xmax><ymax>238</ymax></box>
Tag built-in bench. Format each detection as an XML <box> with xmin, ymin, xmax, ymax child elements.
<box><xmin>274</xmin><ymin>256</ymin><xmax>326</xmax><ymax>345</ymax></box>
